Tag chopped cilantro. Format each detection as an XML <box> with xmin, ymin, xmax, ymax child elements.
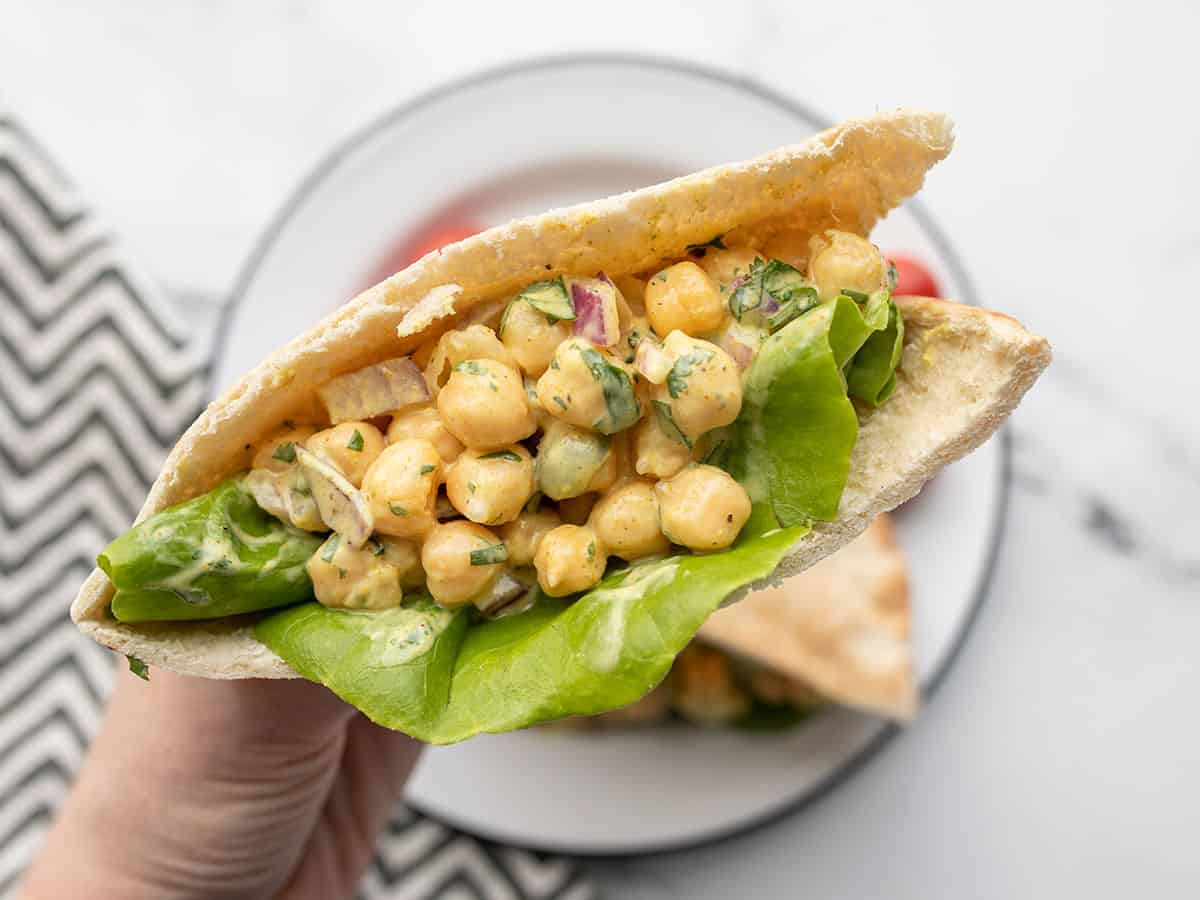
<box><xmin>767</xmin><ymin>286</ymin><xmax>819</xmax><ymax>333</ymax></box>
<box><xmin>454</xmin><ymin>360</ymin><xmax>487</xmax><ymax>376</ymax></box>
<box><xmin>553</xmin><ymin>395</ymin><xmax>568</xmax><ymax>410</ymax></box>
<box><xmin>127</xmin><ymin>655</ymin><xmax>149</xmax><ymax>681</ymax></box>
<box><xmin>480</xmin><ymin>449</ymin><xmax>522</xmax><ymax>462</ymax></box>
<box><xmin>667</xmin><ymin>349</ymin><xmax>713</xmax><ymax>399</ymax></box>
<box><xmin>272</xmin><ymin>442</ymin><xmax>297</xmax><ymax>463</ymax></box>
<box><xmin>729</xmin><ymin>258</ymin><xmax>813</xmax><ymax>322</ymax></box>
<box><xmin>578</xmin><ymin>346</ymin><xmax>641</xmax><ymax>434</ymax></box>
<box><xmin>388</xmin><ymin>503</ymin><xmax>409</xmax><ymax>516</ymax></box>
<box><xmin>497</xmin><ymin>298</ymin><xmax>517</xmax><ymax>337</ymax></box>
<box><xmin>346</xmin><ymin>429</ymin><xmax>364</xmax><ymax>452</ymax></box>
<box><xmin>586</xmin><ymin>541</ymin><xmax>596</xmax><ymax>562</ymax></box>
<box><xmin>467</xmin><ymin>482</ymin><xmax>477</xmax><ymax>494</ymax></box>
<box><xmin>516</xmin><ymin>278</ymin><xmax>575</xmax><ymax>322</ymax></box>
<box><xmin>470</xmin><ymin>544</ymin><xmax>508</xmax><ymax>566</ymax></box>
<box><xmin>654</xmin><ymin>400</ymin><xmax>691</xmax><ymax>448</ymax></box>
<box><xmin>419</xmin><ymin>464</ymin><xmax>436</xmax><ymax>475</ymax></box>
<box><xmin>320</xmin><ymin>534</ymin><xmax>341</xmax><ymax>562</ymax></box>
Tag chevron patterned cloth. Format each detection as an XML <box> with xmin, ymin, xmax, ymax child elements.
<box><xmin>0</xmin><ymin>111</ymin><xmax>594</xmax><ymax>900</ymax></box>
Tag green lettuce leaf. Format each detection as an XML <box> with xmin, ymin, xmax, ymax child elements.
<box><xmin>101</xmin><ymin>479</ymin><xmax>322</xmax><ymax>622</ymax></box>
<box><xmin>256</xmin><ymin>506</ymin><xmax>806</xmax><ymax>744</ymax></box>
<box><xmin>847</xmin><ymin>294</ymin><xmax>905</xmax><ymax>407</ymax></box>
<box><xmin>720</xmin><ymin>293</ymin><xmax>893</xmax><ymax>526</ymax></box>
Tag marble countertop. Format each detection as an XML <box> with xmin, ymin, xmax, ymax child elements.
<box><xmin>3</xmin><ymin>1</ymin><xmax>1196</xmax><ymax>896</ymax></box>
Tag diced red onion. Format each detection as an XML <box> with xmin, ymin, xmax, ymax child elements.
<box><xmin>719</xmin><ymin>322</ymin><xmax>760</xmax><ymax>370</ymax></box>
<box><xmin>318</xmin><ymin>356</ymin><xmax>429</xmax><ymax>423</ymax></box>
<box><xmin>568</xmin><ymin>277</ymin><xmax>620</xmax><ymax>347</ymax></box>
<box><xmin>634</xmin><ymin>335</ymin><xmax>674</xmax><ymax>384</ymax></box>
<box><xmin>475</xmin><ymin>572</ymin><xmax>532</xmax><ymax>617</ymax></box>
<box><xmin>295</xmin><ymin>447</ymin><xmax>374</xmax><ymax>549</ymax></box>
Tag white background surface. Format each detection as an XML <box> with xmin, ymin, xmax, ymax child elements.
<box><xmin>2</xmin><ymin>1</ymin><xmax>1197</xmax><ymax>897</ymax></box>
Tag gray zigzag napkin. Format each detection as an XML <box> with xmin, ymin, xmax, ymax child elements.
<box><xmin>0</xmin><ymin>107</ymin><xmax>593</xmax><ymax>900</ymax></box>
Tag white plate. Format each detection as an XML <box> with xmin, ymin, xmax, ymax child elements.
<box><xmin>219</xmin><ymin>57</ymin><xmax>1006</xmax><ymax>856</ymax></box>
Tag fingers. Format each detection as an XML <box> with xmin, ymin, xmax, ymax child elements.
<box><xmin>23</xmin><ymin>665</ymin><xmax>358</xmax><ymax>898</ymax></box>
<box><xmin>278</xmin><ymin>715</ymin><xmax>423</xmax><ymax>898</ymax></box>
<box><xmin>114</xmin><ymin>666</ymin><xmax>358</xmax><ymax>758</ymax></box>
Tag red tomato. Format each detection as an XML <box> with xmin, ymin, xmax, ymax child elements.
<box><xmin>887</xmin><ymin>254</ymin><xmax>941</xmax><ymax>298</ymax></box>
<box><xmin>402</xmin><ymin>222</ymin><xmax>482</xmax><ymax>265</ymax></box>
<box><xmin>361</xmin><ymin>219</ymin><xmax>481</xmax><ymax>290</ymax></box>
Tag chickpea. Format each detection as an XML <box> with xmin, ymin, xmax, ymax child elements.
<box><xmin>437</xmin><ymin>358</ymin><xmax>536</xmax><ymax>450</ymax></box>
<box><xmin>652</xmin><ymin>333</ymin><xmax>742</xmax><ymax>444</ymax></box>
<box><xmin>410</xmin><ymin>333</ymin><xmax>437</xmax><ymax>370</ymax></box>
<box><xmin>446</xmin><ymin>445</ymin><xmax>535</xmax><ymax>525</ymax></box>
<box><xmin>499</xmin><ymin>299</ymin><xmax>573</xmax><ymax>377</ymax></box>
<box><xmin>557</xmin><ymin>493</ymin><xmax>598</xmax><ymax>525</ymax></box>
<box><xmin>696</xmin><ymin>245</ymin><xmax>763</xmax><ymax>289</ymax></box>
<box><xmin>589</xmin><ymin>479</ymin><xmax>670</xmax><ymax>561</ymax></box>
<box><xmin>612</xmin><ymin>275</ymin><xmax>647</xmax><ymax>315</ymax></box>
<box><xmin>807</xmin><ymin>229</ymin><xmax>888</xmax><ymax>301</ymax></box>
<box><xmin>655</xmin><ymin>464</ymin><xmax>751</xmax><ymax>551</ymax></box>
<box><xmin>304</xmin><ymin>421</ymin><xmax>384</xmax><ymax>487</ymax></box>
<box><xmin>633</xmin><ymin>409</ymin><xmax>691</xmax><ymax>480</ymax></box>
<box><xmin>533</xmin><ymin>524</ymin><xmax>607</xmax><ymax>597</ymax></box>
<box><xmin>644</xmin><ymin>261</ymin><xmax>726</xmax><ymax>337</ymax></box>
<box><xmin>424</xmin><ymin>324</ymin><xmax>519</xmax><ymax>392</ymax></box>
<box><xmin>361</xmin><ymin>439</ymin><xmax>441</xmax><ymax>538</ymax></box>
<box><xmin>499</xmin><ymin>508</ymin><xmax>562</xmax><ymax>566</ymax></box>
<box><xmin>251</xmin><ymin>424</ymin><xmax>317</xmax><ymax>473</ymax></box>
<box><xmin>670</xmin><ymin>644</ymin><xmax>750</xmax><ymax>725</ymax></box>
<box><xmin>386</xmin><ymin>405</ymin><xmax>464</xmax><ymax>464</ymax></box>
<box><xmin>421</xmin><ymin>520</ymin><xmax>505</xmax><ymax>608</ymax></box>
<box><xmin>536</xmin><ymin>420</ymin><xmax>615</xmax><ymax>501</ymax></box>
<box><xmin>306</xmin><ymin>534</ymin><xmax>419</xmax><ymax>611</ymax></box>
<box><xmin>385</xmin><ymin>537</ymin><xmax>427</xmax><ymax>589</ymax></box>
<box><xmin>536</xmin><ymin>338</ymin><xmax>641</xmax><ymax>434</ymax></box>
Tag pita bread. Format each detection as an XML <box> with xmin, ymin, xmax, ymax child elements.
<box><xmin>700</xmin><ymin>513</ymin><xmax>914</xmax><ymax>720</ymax></box>
<box><xmin>70</xmin><ymin>109</ymin><xmax>1050</xmax><ymax>679</ymax></box>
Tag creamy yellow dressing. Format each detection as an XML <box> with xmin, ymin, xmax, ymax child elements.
<box><xmin>358</xmin><ymin>604</ymin><xmax>456</xmax><ymax>666</ymax></box>
<box><xmin>583</xmin><ymin>558</ymin><xmax>680</xmax><ymax>673</ymax></box>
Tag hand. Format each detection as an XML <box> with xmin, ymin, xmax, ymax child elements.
<box><xmin>21</xmin><ymin>665</ymin><xmax>421</xmax><ymax>898</ymax></box>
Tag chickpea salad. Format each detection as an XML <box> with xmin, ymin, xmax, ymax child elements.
<box><xmin>100</xmin><ymin>230</ymin><xmax>906</xmax><ymax>742</ymax></box>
